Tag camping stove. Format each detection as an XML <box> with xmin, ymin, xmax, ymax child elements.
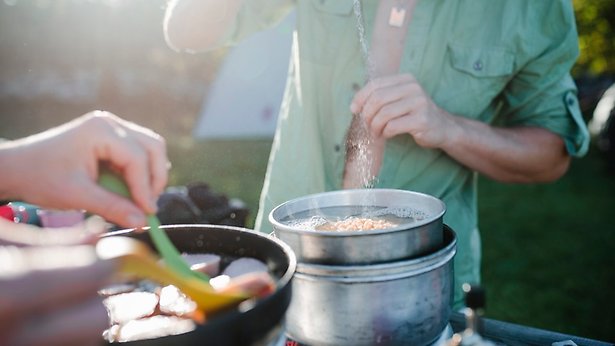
<box><xmin>277</xmin><ymin>324</ymin><xmax>454</xmax><ymax>346</ymax></box>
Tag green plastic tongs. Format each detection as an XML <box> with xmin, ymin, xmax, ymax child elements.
<box><xmin>98</xmin><ymin>169</ymin><xmax>210</xmax><ymax>283</ymax></box>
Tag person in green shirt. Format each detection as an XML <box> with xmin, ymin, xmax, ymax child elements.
<box><xmin>164</xmin><ymin>0</ymin><xmax>590</xmax><ymax>309</ymax></box>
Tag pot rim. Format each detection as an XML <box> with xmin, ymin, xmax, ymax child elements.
<box><xmin>295</xmin><ymin>225</ymin><xmax>456</xmax><ymax>280</ymax></box>
<box><xmin>269</xmin><ymin>188</ymin><xmax>446</xmax><ymax>237</ymax></box>
<box><xmin>106</xmin><ymin>224</ymin><xmax>297</xmax><ymax>287</ymax></box>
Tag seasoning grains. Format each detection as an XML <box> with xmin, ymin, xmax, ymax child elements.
<box><xmin>316</xmin><ymin>217</ymin><xmax>398</xmax><ymax>231</ymax></box>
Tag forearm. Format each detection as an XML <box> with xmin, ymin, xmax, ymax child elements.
<box><xmin>164</xmin><ymin>0</ymin><xmax>243</xmax><ymax>52</ymax></box>
<box><xmin>0</xmin><ymin>138</ymin><xmax>32</xmax><ymax>201</ymax></box>
<box><xmin>442</xmin><ymin>115</ymin><xmax>571</xmax><ymax>183</ymax></box>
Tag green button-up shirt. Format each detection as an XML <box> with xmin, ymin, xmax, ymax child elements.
<box><xmin>225</xmin><ymin>0</ymin><xmax>589</xmax><ymax>308</ymax></box>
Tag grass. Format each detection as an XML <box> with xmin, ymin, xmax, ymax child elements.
<box><xmin>479</xmin><ymin>147</ymin><xmax>615</xmax><ymax>341</ymax></box>
<box><xmin>167</xmin><ymin>139</ymin><xmax>272</xmax><ymax>228</ymax></box>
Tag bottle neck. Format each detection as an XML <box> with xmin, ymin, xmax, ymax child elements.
<box><xmin>464</xmin><ymin>307</ymin><xmax>480</xmax><ymax>335</ymax></box>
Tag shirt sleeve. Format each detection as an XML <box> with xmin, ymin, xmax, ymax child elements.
<box><xmin>499</xmin><ymin>0</ymin><xmax>589</xmax><ymax>157</ymax></box>
<box><xmin>221</xmin><ymin>0</ymin><xmax>295</xmax><ymax>46</ymax></box>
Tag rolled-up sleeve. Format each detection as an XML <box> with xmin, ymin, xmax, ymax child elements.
<box><xmin>500</xmin><ymin>0</ymin><xmax>590</xmax><ymax>157</ymax></box>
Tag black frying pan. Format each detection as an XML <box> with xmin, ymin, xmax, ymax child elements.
<box><xmin>102</xmin><ymin>224</ymin><xmax>296</xmax><ymax>346</ymax></box>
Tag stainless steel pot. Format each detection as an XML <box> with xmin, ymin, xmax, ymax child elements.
<box><xmin>269</xmin><ymin>189</ymin><xmax>446</xmax><ymax>264</ymax></box>
<box><xmin>286</xmin><ymin>226</ymin><xmax>456</xmax><ymax>346</ymax></box>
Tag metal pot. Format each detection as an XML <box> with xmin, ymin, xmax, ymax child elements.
<box><xmin>269</xmin><ymin>189</ymin><xmax>446</xmax><ymax>265</ymax></box>
<box><xmin>102</xmin><ymin>224</ymin><xmax>296</xmax><ymax>346</ymax></box>
<box><xmin>286</xmin><ymin>226</ymin><xmax>456</xmax><ymax>346</ymax></box>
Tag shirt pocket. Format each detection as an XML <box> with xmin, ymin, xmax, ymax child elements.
<box><xmin>303</xmin><ymin>0</ymin><xmax>356</xmax><ymax>64</ymax></box>
<box><xmin>437</xmin><ymin>43</ymin><xmax>516</xmax><ymax>118</ymax></box>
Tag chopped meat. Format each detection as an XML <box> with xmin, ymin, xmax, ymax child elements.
<box><xmin>181</xmin><ymin>253</ymin><xmax>221</xmax><ymax>277</ymax></box>
<box><xmin>106</xmin><ymin>316</ymin><xmax>196</xmax><ymax>342</ymax></box>
<box><xmin>222</xmin><ymin>257</ymin><xmax>268</xmax><ymax>278</ymax></box>
<box><xmin>209</xmin><ymin>274</ymin><xmax>231</xmax><ymax>291</ymax></box>
<box><xmin>159</xmin><ymin>285</ymin><xmax>197</xmax><ymax>317</ymax></box>
<box><xmin>98</xmin><ymin>283</ymin><xmax>138</xmax><ymax>297</ymax></box>
<box><xmin>215</xmin><ymin>272</ymin><xmax>276</xmax><ymax>298</ymax></box>
<box><xmin>103</xmin><ymin>291</ymin><xmax>158</xmax><ymax>324</ymax></box>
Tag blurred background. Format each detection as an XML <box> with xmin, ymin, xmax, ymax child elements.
<box><xmin>0</xmin><ymin>0</ymin><xmax>614</xmax><ymax>342</ymax></box>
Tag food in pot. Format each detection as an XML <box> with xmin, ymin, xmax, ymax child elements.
<box><xmin>101</xmin><ymin>255</ymin><xmax>274</xmax><ymax>343</ymax></box>
<box><xmin>316</xmin><ymin>216</ymin><xmax>397</xmax><ymax>231</ymax></box>
<box><xmin>283</xmin><ymin>206</ymin><xmax>427</xmax><ymax>232</ymax></box>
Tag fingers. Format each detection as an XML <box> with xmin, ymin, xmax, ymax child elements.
<box><xmin>369</xmin><ymin>102</ymin><xmax>409</xmax><ymax>138</ymax></box>
<box><xmin>0</xmin><ymin>217</ymin><xmax>106</xmax><ymax>247</ymax></box>
<box><xmin>8</xmin><ymin>296</ymin><xmax>109</xmax><ymax>346</ymax></box>
<box><xmin>349</xmin><ymin>75</ymin><xmax>420</xmax><ymax>137</ymax></box>
<box><xmin>0</xmin><ymin>248</ymin><xmax>115</xmax><ymax>316</ymax></box>
<box><xmin>350</xmin><ymin>74</ymin><xmax>415</xmax><ymax>115</ymax></box>
<box><xmin>71</xmin><ymin>181</ymin><xmax>147</xmax><ymax>228</ymax></box>
<box><xmin>111</xmin><ymin>115</ymin><xmax>169</xmax><ymax>200</ymax></box>
<box><xmin>0</xmin><ymin>247</ymin><xmax>116</xmax><ymax>346</ymax></box>
<box><xmin>90</xmin><ymin>112</ymin><xmax>168</xmax><ymax>218</ymax></box>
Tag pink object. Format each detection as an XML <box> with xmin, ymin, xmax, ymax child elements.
<box><xmin>0</xmin><ymin>205</ymin><xmax>14</xmax><ymax>221</ymax></box>
<box><xmin>37</xmin><ymin>209</ymin><xmax>85</xmax><ymax>228</ymax></box>
<box><xmin>180</xmin><ymin>253</ymin><xmax>221</xmax><ymax>277</ymax></box>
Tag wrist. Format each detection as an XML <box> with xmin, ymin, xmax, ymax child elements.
<box><xmin>438</xmin><ymin>108</ymin><xmax>464</xmax><ymax>150</ymax></box>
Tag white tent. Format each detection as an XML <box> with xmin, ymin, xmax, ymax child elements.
<box><xmin>193</xmin><ymin>11</ymin><xmax>295</xmax><ymax>139</ymax></box>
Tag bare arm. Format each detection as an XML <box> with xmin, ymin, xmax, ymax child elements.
<box><xmin>163</xmin><ymin>0</ymin><xmax>243</xmax><ymax>52</ymax></box>
<box><xmin>439</xmin><ymin>116</ymin><xmax>569</xmax><ymax>183</ymax></box>
<box><xmin>352</xmin><ymin>74</ymin><xmax>571</xmax><ymax>184</ymax></box>
<box><xmin>0</xmin><ymin>111</ymin><xmax>168</xmax><ymax>228</ymax></box>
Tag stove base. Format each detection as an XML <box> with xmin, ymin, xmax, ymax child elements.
<box><xmin>277</xmin><ymin>323</ymin><xmax>454</xmax><ymax>346</ymax></box>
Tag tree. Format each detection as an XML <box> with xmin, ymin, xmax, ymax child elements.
<box><xmin>573</xmin><ymin>0</ymin><xmax>615</xmax><ymax>76</ymax></box>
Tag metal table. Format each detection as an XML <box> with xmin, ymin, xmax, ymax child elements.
<box><xmin>449</xmin><ymin>312</ymin><xmax>613</xmax><ymax>346</ymax></box>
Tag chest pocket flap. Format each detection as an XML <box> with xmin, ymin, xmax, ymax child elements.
<box><xmin>310</xmin><ymin>0</ymin><xmax>354</xmax><ymax>15</ymax></box>
<box><xmin>449</xmin><ymin>43</ymin><xmax>515</xmax><ymax>78</ymax></box>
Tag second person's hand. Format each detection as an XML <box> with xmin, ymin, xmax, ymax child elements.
<box><xmin>0</xmin><ymin>111</ymin><xmax>169</xmax><ymax>228</ymax></box>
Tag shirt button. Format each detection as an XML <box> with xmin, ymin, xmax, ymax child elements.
<box><xmin>352</xmin><ymin>83</ymin><xmax>361</xmax><ymax>92</ymax></box>
<box><xmin>567</xmin><ymin>96</ymin><xmax>575</xmax><ymax>106</ymax></box>
<box><xmin>334</xmin><ymin>144</ymin><xmax>341</xmax><ymax>152</ymax></box>
<box><xmin>473</xmin><ymin>60</ymin><xmax>483</xmax><ymax>71</ymax></box>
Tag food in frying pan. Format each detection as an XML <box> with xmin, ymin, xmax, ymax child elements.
<box><xmin>101</xmin><ymin>254</ymin><xmax>274</xmax><ymax>343</ymax></box>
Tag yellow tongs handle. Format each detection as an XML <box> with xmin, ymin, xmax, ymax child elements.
<box><xmin>97</xmin><ymin>236</ymin><xmax>248</xmax><ymax>313</ymax></box>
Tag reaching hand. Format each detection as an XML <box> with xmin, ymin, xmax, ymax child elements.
<box><xmin>0</xmin><ymin>217</ymin><xmax>115</xmax><ymax>346</ymax></box>
<box><xmin>0</xmin><ymin>111</ymin><xmax>169</xmax><ymax>228</ymax></box>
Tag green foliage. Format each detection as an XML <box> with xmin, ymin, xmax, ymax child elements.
<box><xmin>573</xmin><ymin>0</ymin><xmax>615</xmax><ymax>75</ymax></box>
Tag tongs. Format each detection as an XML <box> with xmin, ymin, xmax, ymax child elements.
<box><xmin>97</xmin><ymin>170</ymin><xmax>272</xmax><ymax>312</ymax></box>
<box><xmin>96</xmin><ymin>235</ymin><xmax>254</xmax><ymax>313</ymax></box>
<box><xmin>98</xmin><ymin>170</ymin><xmax>209</xmax><ymax>282</ymax></box>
